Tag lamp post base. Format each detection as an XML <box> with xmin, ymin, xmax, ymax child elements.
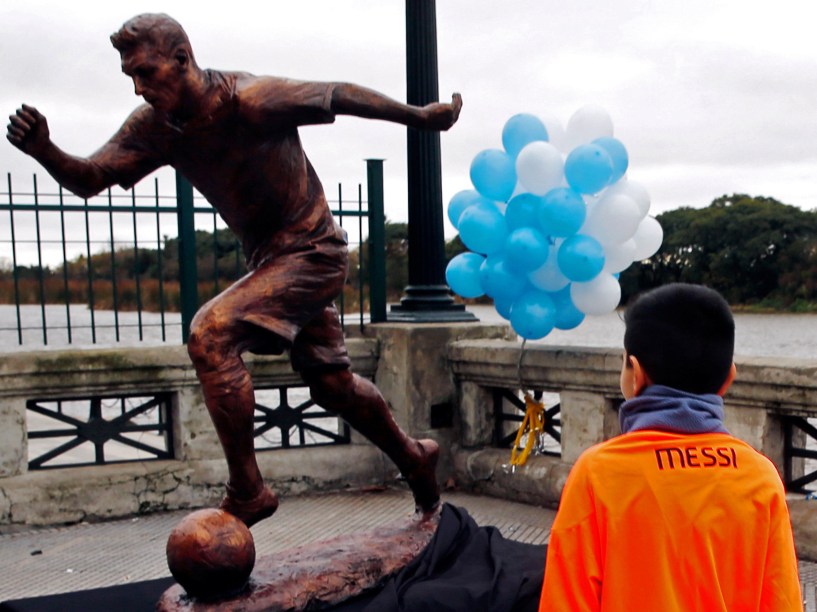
<box><xmin>388</xmin><ymin>285</ymin><xmax>479</xmax><ymax>322</ymax></box>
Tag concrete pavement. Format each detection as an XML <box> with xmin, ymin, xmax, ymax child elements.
<box><xmin>1</xmin><ymin>488</ymin><xmax>815</xmax><ymax>610</ymax></box>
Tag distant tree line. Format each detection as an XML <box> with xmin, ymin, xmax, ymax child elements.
<box><xmin>1</xmin><ymin>194</ymin><xmax>815</xmax><ymax>312</ymax></box>
<box><xmin>619</xmin><ymin>194</ymin><xmax>817</xmax><ymax>310</ymax></box>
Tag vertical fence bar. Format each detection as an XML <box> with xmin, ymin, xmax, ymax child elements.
<box><xmin>84</xmin><ymin>196</ymin><xmax>97</xmax><ymax>344</ymax></box>
<box><xmin>175</xmin><ymin>171</ymin><xmax>198</xmax><ymax>344</ymax></box>
<box><xmin>358</xmin><ymin>183</ymin><xmax>364</xmax><ymax>332</ymax></box>
<box><xmin>337</xmin><ymin>183</ymin><xmax>344</xmax><ymax>327</ymax></box>
<box><xmin>153</xmin><ymin>178</ymin><xmax>167</xmax><ymax>341</ymax></box>
<box><xmin>366</xmin><ymin>159</ymin><xmax>387</xmax><ymax>323</ymax></box>
<box><xmin>212</xmin><ymin>210</ymin><xmax>220</xmax><ymax>296</ymax></box>
<box><xmin>58</xmin><ymin>186</ymin><xmax>72</xmax><ymax>344</ymax></box>
<box><xmin>131</xmin><ymin>189</ymin><xmax>144</xmax><ymax>341</ymax></box>
<box><xmin>784</xmin><ymin>417</ymin><xmax>793</xmax><ymax>489</ymax></box>
<box><xmin>33</xmin><ymin>175</ymin><xmax>48</xmax><ymax>345</ymax></box>
<box><xmin>107</xmin><ymin>188</ymin><xmax>120</xmax><ymax>342</ymax></box>
<box><xmin>7</xmin><ymin>174</ymin><xmax>23</xmax><ymax>345</ymax></box>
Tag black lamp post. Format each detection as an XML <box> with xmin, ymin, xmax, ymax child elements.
<box><xmin>389</xmin><ymin>0</ymin><xmax>476</xmax><ymax>322</ymax></box>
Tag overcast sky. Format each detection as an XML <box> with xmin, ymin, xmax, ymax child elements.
<box><xmin>2</xmin><ymin>0</ymin><xmax>816</xmax><ymax>241</ymax></box>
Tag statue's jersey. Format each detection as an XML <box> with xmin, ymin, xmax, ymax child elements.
<box><xmin>90</xmin><ymin>70</ymin><xmax>344</xmax><ymax>269</ymax></box>
<box><xmin>540</xmin><ymin>430</ymin><xmax>802</xmax><ymax>611</ymax></box>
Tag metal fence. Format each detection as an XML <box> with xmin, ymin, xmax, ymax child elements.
<box><xmin>0</xmin><ymin>161</ymin><xmax>387</xmax><ymax>348</ymax></box>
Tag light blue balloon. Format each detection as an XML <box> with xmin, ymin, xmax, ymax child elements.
<box><xmin>470</xmin><ymin>149</ymin><xmax>517</xmax><ymax>202</ymax></box>
<box><xmin>510</xmin><ymin>290</ymin><xmax>556</xmax><ymax>340</ymax></box>
<box><xmin>549</xmin><ymin>285</ymin><xmax>585</xmax><ymax>330</ymax></box>
<box><xmin>593</xmin><ymin>137</ymin><xmax>629</xmax><ymax>184</ymax></box>
<box><xmin>502</xmin><ymin>113</ymin><xmax>549</xmax><ymax>158</ymax></box>
<box><xmin>445</xmin><ymin>252</ymin><xmax>486</xmax><ymax>299</ymax></box>
<box><xmin>539</xmin><ymin>188</ymin><xmax>587</xmax><ymax>237</ymax></box>
<box><xmin>505</xmin><ymin>193</ymin><xmax>544</xmax><ymax>231</ymax></box>
<box><xmin>564</xmin><ymin>144</ymin><xmax>614</xmax><ymax>194</ymax></box>
<box><xmin>458</xmin><ymin>202</ymin><xmax>508</xmax><ymax>255</ymax></box>
<box><xmin>504</xmin><ymin>227</ymin><xmax>550</xmax><ymax>273</ymax></box>
<box><xmin>557</xmin><ymin>234</ymin><xmax>606</xmax><ymax>282</ymax></box>
<box><xmin>479</xmin><ymin>254</ymin><xmax>528</xmax><ymax>302</ymax></box>
<box><xmin>447</xmin><ymin>190</ymin><xmax>492</xmax><ymax>230</ymax></box>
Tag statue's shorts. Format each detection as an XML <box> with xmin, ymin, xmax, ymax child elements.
<box><xmin>190</xmin><ymin>237</ymin><xmax>351</xmax><ymax>373</ymax></box>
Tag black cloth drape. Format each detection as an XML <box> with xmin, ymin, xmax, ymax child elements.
<box><xmin>0</xmin><ymin>504</ymin><xmax>547</xmax><ymax>612</ymax></box>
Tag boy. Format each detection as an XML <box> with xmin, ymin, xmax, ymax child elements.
<box><xmin>540</xmin><ymin>283</ymin><xmax>802</xmax><ymax>611</ymax></box>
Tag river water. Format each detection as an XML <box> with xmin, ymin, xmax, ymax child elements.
<box><xmin>1</xmin><ymin>303</ymin><xmax>816</xmax><ymax>359</ymax></box>
<box><xmin>471</xmin><ymin>305</ymin><xmax>817</xmax><ymax>360</ymax></box>
<box><xmin>0</xmin><ymin>304</ymin><xmax>817</xmax><ymax>359</ymax></box>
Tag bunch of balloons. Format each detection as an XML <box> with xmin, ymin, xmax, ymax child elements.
<box><xmin>446</xmin><ymin>106</ymin><xmax>663</xmax><ymax>340</ymax></box>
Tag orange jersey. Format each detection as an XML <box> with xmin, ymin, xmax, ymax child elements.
<box><xmin>540</xmin><ymin>431</ymin><xmax>802</xmax><ymax>611</ymax></box>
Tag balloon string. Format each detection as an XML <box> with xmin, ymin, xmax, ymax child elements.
<box><xmin>517</xmin><ymin>338</ymin><xmax>527</xmax><ymax>393</ymax></box>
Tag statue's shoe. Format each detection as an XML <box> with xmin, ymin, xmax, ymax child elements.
<box><xmin>220</xmin><ymin>485</ymin><xmax>279</xmax><ymax>528</ymax></box>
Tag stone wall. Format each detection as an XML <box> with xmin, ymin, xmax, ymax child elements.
<box><xmin>0</xmin><ymin>340</ymin><xmax>386</xmax><ymax>526</ymax></box>
<box><xmin>0</xmin><ymin>322</ymin><xmax>511</xmax><ymax>528</ymax></box>
<box><xmin>447</xmin><ymin>339</ymin><xmax>817</xmax><ymax>560</ymax></box>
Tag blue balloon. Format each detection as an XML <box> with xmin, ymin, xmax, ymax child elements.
<box><xmin>593</xmin><ymin>137</ymin><xmax>629</xmax><ymax>184</ymax></box>
<box><xmin>493</xmin><ymin>294</ymin><xmax>514</xmax><ymax>320</ymax></box>
<box><xmin>505</xmin><ymin>193</ymin><xmax>544</xmax><ymax>230</ymax></box>
<box><xmin>510</xmin><ymin>290</ymin><xmax>556</xmax><ymax>340</ymax></box>
<box><xmin>470</xmin><ymin>149</ymin><xmax>517</xmax><ymax>202</ymax></box>
<box><xmin>447</xmin><ymin>190</ymin><xmax>492</xmax><ymax>229</ymax></box>
<box><xmin>564</xmin><ymin>144</ymin><xmax>614</xmax><ymax>194</ymax></box>
<box><xmin>549</xmin><ymin>285</ymin><xmax>585</xmax><ymax>330</ymax></box>
<box><xmin>539</xmin><ymin>188</ymin><xmax>586</xmax><ymax>237</ymax></box>
<box><xmin>479</xmin><ymin>254</ymin><xmax>528</xmax><ymax>302</ymax></box>
<box><xmin>557</xmin><ymin>234</ymin><xmax>605</xmax><ymax>282</ymax></box>
<box><xmin>502</xmin><ymin>113</ymin><xmax>549</xmax><ymax>158</ymax></box>
<box><xmin>445</xmin><ymin>252</ymin><xmax>486</xmax><ymax>299</ymax></box>
<box><xmin>458</xmin><ymin>202</ymin><xmax>508</xmax><ymax>255</ymax></box>
<box><xmin>504</xmin><ymin>227</ymin><xmax>550</xmax><ymax>273</ymax></box>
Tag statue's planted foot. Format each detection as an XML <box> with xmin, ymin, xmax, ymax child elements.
<box><xmin>220</xmin><ymin>485</ymin><xmax>279</xmax><ymax>528</ymax></box>
<box><xmin>404</xmin><ymin>438</ymin><xmax>441</xmax><ymax>516</ymax></box>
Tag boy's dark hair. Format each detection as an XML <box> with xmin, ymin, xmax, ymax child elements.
<box><xmin>623</xmin><ymin>283</ymin><xmax>734</xmax><ymax>395</ymax></box>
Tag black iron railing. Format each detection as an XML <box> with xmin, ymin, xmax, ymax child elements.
<box><xmin>0</xmin><ymin>162</ymin><xmax>387</xmax><ymax>348</ymax></box>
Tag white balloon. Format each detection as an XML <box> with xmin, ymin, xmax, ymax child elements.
<box><xmin>515</xmin><ymin>142</ymin><xmax>564</xmax><ymax>196</ymax></box>
<box><xmin>631</xmin><ymin>216</ymin><xmax>664</xmax><ymax>260</ymax></box>
<box><xmin>581</xmin><ymin>194</ymin><xmax>641</xmax><ymax>245</ymax></box>
<box><xmin>564</xmin><ymin>105</ymin><xmax>614</xmax><ymax>151</ymax></box>
<box><xmin>539</xmin><ymin>113</ymin><xmax>567</xmax><ymax>152</ymax></box>
<box><xmin>603</xmin><ymin>238</ymin><xmax>637</xmax><ymax>273</ymax></box>
<box><xmin>605</xmin><ymin>180</ymin><xmax>651</xmax><ymax>218</ymax></box>
<box><xmin>570</xmin><ymin>272</ymin><xmax>622</xmax><ymax>316</ymax></box>
<box><xmin>528</xmin><ymin>240</ymin><xmax>569</xmax><ymax>291</ymax></box>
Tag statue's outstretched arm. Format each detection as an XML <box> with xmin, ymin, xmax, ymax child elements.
<box><xmin>7</xmin><ymin>104</ymin><xmax>114</xmax><ymax>198</ymax></box>
<box><xmin>330</xmin><ymin>84</ymin><xmax>461</xmax><ymax>131</ymax></box>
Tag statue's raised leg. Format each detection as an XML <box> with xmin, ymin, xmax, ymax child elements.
<box><xmin>303</xmin><ymin>366</ymin><xmax>441</xmax><ymax>513</ymax></box>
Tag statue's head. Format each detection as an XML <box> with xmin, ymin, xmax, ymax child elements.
<box><xmin>111</xmin><ymin>13</ymin><xmax>193</xmax><ymax>60</ymax></box>
<box><xmin>111</xmin><ymin>14</ymin><xmax>199</xmax><ymax>114</ymax></box>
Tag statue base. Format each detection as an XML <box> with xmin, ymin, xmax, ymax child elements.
<box><xmin>156</xmin><ymin>508</ymin><xmax>440</xmax><ymax>611</ymax></box>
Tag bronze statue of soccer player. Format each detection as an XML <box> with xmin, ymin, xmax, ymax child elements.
<box><xmin>7</xmin><ymin>13</ymin><xmax>462</xmax><ymax>527</ymax></box>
